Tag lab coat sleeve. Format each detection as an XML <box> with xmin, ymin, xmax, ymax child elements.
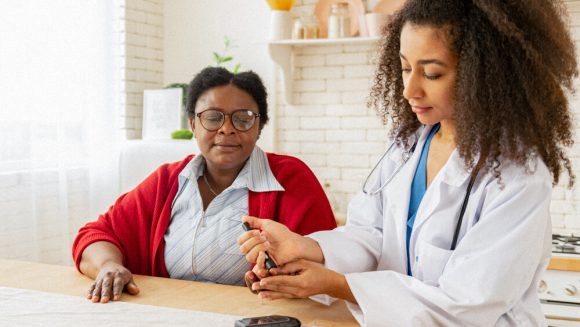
<box><xmin>341</xmin><ymin>167</ymin><xmax>552</xmax><ymax>326</ymax></box>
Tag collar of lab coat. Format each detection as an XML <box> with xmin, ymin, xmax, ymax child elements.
<box><xmin>387</xmin><ymin>125</ymin><xmax>473</xmax><ymax>188</ymax></box>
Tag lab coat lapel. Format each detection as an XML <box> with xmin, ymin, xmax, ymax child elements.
<box><xmin>411</xmin><ymin>149</ymin><xmax>472</xmax><ymax>234</ymax></box>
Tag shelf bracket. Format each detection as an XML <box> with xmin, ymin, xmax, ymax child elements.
<box><xmin>268</xmin><ymin>43</ymin><xmax>293</xmax><ymax>104</ymax></box>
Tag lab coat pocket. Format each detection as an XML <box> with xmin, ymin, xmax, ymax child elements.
<box><xmin>414</xmin><ymin>241</ymin><xmax>453</xmax><ymax>286</ymax></box>
<box><xmin>218</xmin><ymin>208</ymin><xmax>248</xmax><ymax>256</ymax></box>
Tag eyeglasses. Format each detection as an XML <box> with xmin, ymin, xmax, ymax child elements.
<box><xmin>196</xmin><ymin>109</ymin><xmax>260</xmax><ymax>132</ymax></box>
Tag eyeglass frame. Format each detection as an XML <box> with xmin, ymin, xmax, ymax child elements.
<box><xmin>195</xmin><ymin>108</ymin><xmax>261</xmax><ymax>132</ymax></box>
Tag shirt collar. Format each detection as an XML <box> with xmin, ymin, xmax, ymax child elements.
<box><xmin>178</xmin><ymin>146</ymin><xmax>285</xmax><ymax>193</ymax></box>
<box><xmin>244</xmin><ymin>146</ymin><xmax>285</xmax><ymax>192</ymax></box>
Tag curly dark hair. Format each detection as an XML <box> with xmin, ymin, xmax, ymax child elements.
<box><xmin>186</xmin><ymin>66</ymin><xmax>269</xmax><ymax>129</ymax></box>
<box><xmin>369</xmin><ymin>0</ymin><xmax>577</xmax><ymax>186</ymax></box>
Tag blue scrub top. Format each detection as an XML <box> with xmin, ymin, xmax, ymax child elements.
<box><xmin>406</xmin><ymin>124</ymin><xmax>440</xmax><ymax>276</ymax></box>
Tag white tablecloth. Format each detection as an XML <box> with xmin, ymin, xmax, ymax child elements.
<box><xmin>0</xmin><ymin>287</ymin><xmax>241</xmax><ymax>326</ymax></box>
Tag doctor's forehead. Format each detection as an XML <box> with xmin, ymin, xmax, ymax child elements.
<box><xmin>399</xmin><ymin>22</ymin><xmax>456</xmax><ymax>65</ymax></box>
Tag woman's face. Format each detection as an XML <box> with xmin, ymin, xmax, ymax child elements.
<box><xmin>400</xmin><ymin>22</ymin><xmax>458</xmax><ymax>126</ymax></box>
<box><xmin>189</xmin><ymin>84</ymin><xmax>261</xmax><ymax>172</ymax></box>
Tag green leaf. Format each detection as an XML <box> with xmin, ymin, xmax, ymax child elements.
<box><xmin>212</xmin><ymin>52</ymin><xmax>221</xmax><ymax>64</ymax></box>
<box><xmin>233</xmin><ymin>64</ymin><xmax>241</xmax><ymax>74</ymax></box>
<box><xmin>221</xmin><ymin>56</ymin><xmax>233</xmax><ymax>63</ymax></box>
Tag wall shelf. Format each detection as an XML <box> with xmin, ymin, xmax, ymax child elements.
<box><xmin>268</xmin><ymin>36</ymin><xmax>380</xmax><ymax>104</ymax></box>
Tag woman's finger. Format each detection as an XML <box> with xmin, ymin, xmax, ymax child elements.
<box><xmin>241</xmin><ymin>215</ymin><xmax>266</xmax><ymax>230</ymax></box>
<box><xmin>244</xmin><ymin>271</ymin><xmax>260</xmax><ymax>294</ymax></box>
<box><xmin>91</xmin><ymin>279</ymin><xmax>103</xmax><ymax>303</ymax></box>
<box><xmin>112</xmin><ymin>275</ymin><xmax>125</xmax><ymax>301</ymax></box>
<box><xmin>238</xmin><ymin>232</ymin><xmax>266</xmax><ymax>255</ymax></box>
<box><xmin>100</xmin><ymin>275</ymin><xmax>114</xmax><ymax>303</ymax></box>
<box><xmin>258</xmin><ymin>275</ymin><xmax>304</xmax><ymax>293</ymax></box>
<box><xmin>244</xmin><ymin>241</ymin><xmax>269</xmax><ymax>264</ymax></box>
<box><xmin>258</xmin><ymin>290</ymin><xmax>297</xmax><ymax>301</ymax></box>
<box><xmin>236</xmin><ymin>229</ymin><xmax>260</xmax><ymax>248</ymax></box>
<box><xmin>87</xmin><ymin>283</ymin><xmax>96</xmax><ymax>299</ymax></box>
<box><xmin>252</xmin><ymin>251</ymin><xmax>270</xmax><ymax>279</ymax></box>
<box><xmin>125</xmin><ymin>278</ymin><xmax>140</xmax><ymax>295</ymax></box>
<box><xmin>268</xmin><ymin>260</ymin><xmax>305</xmax><ymax>276</ymax></box>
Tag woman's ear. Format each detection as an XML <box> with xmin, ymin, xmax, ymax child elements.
<box><xmin>188</xmin><ymin>117</ymin><xmax>196</xmax><ymax>138</ymax></box>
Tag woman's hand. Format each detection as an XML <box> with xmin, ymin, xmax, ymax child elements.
<box><xmin>238</xmin><ymin>216</ymin><xmax>325</xmax><ymax>266</ymax></box>
<box><xmin>248</xmin><ymin>259</ymin><xmax>356</xmax><ymax>303</ymax></box>
<box><xmin>243</xmin><ymin>250</ymin><xmax>276</xmax><ymax>294</ymax></box>
<box><xmin>87</xmin><ymin>261</ymin><xmax>140</xmax><ymax>303</ymax></box>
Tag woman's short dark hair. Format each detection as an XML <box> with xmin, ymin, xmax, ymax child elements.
<box><xmin>186</xmin><ymin>66</ymin><xmax>269</xmax><ymax>129</ymax></box>
<box><xmin>369</xmin><ymin>0</ymin><xmax>578</xmax><ymax>186</ymax></box>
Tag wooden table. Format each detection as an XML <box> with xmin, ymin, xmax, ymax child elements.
<box><xmin>0</xmin><ymin>259</ymin><xmax>358</xmax><ymax>326</ymax></box>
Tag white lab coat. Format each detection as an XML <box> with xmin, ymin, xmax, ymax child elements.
<box><xmin>310</xmin><ymin>125</ymin><xmax>552</xmax><ymax>326</ymax></box>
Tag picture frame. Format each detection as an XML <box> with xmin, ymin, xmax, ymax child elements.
<box><xmin>142</xmin><ymin>88</ymin><xmax>183</xmax><ymax>140</ymax></box>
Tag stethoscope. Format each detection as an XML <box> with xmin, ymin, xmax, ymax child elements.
<box><xmin>362</xmin><ymin>133</ymin><xmax>479</xmax><ymax>250</ymax></box>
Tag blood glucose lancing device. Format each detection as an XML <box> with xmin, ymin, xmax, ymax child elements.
<box><xmin>242</xmin><ymin>222</ymin><xmax>278</xmax><ymax>270</ymax></box>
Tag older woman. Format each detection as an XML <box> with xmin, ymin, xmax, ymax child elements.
<box><xmin>72</xmin><ymin>67</ymin><xmax>336</xmax><ymax>303</ymax></box>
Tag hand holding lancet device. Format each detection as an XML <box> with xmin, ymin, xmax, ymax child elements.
<box><xmin>242</xmin><ymin>222</ymin><xmax>278</xmax><ymax>270</ymax></box>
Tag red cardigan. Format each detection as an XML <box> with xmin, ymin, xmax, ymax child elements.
<box><xmin>72</xmin><ymin>153</ymin><xmax>336</xmax><ymax>277</ymax></box>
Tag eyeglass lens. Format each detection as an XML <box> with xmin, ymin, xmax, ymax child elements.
<box><xmin>198</xmin><ymin>109</ymin><xmax>258</xmax><ymax>131</ymax></box>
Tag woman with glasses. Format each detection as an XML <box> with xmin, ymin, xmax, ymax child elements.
<box><xmin>72</xmin><ymin>67</ymin><xmax>337</xmax><ymax>303</ymax></box>
<box><xmin>238</xmin><ymin>0</ymin><xmax>577</xmax><ymax>325</ymax></box>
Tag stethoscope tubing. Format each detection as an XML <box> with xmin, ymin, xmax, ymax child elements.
<box><xmin>361</xmin><ymin>130</ymin><xmax>479</xmax><ymax>251</ymax></box>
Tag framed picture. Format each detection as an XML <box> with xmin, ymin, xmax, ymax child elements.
<box><xmin>142</xmin><ymin>88</ymin><xmax>183</xmax><ymax>140</ymax></box>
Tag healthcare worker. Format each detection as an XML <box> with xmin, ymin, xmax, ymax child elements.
<box><xmin>237</xmin><ymin>0</ymin><xmax>578</xmax><ymax>326</ymax></box>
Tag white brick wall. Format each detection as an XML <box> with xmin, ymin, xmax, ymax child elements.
<box><xmin>275</xmin><ymin>38</ymin><xmax>387</xmax><ymax>222</ymax></box>
<box><xmin>0</xmin><ymin>168</ymin><xmax>89</xmax><ymax>265</ymax></box>
<box><xmin>121</xmin><ymin>0</ymin><xmax>165</xmax><ymax>139</ymax></box>
<box><xmin>279</xmin><ymin>1</ymin><xmax>580</xmax><ymax>231</ymax></box>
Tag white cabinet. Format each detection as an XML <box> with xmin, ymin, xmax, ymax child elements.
<box><xmin>268</xmin><ymin>36</ymin><xmax>380</xmax><ymax>104</ymax></box>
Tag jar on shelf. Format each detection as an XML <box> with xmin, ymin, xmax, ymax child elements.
<box><xmin>327</xmin><ymin>2</ymin><xmax>350</xmax><ymax>38</ymax></box>
<box><xmin>302</xmin><ymin>15</ymin><xmax>320</xmax><ymax>39</ymax></box>
<box><xmin>292</xmin><ymin>14</ymin><xmax>320</xmax><ymax>39</ymax></box>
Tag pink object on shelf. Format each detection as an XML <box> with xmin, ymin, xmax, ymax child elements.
<box><xmin>372</xmin><ymin>0</ymin><xmax>406</xmax><ymax>15</ymax></box>
<box><xmin>365</xmin><ymin>12</ymin><xmax>390</xmax><ymax>37</ymax></box>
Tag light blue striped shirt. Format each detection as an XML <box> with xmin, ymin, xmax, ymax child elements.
<box><xmin>164</xmin><ymin>146</ymin><xmax>284</xmax><ymax>285</ymax></box>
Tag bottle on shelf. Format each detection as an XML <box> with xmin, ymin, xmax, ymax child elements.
<box><xmin>327</xmin><ymin>2</ymin><xmax>350</xmax><ymax>38</ymax></box>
